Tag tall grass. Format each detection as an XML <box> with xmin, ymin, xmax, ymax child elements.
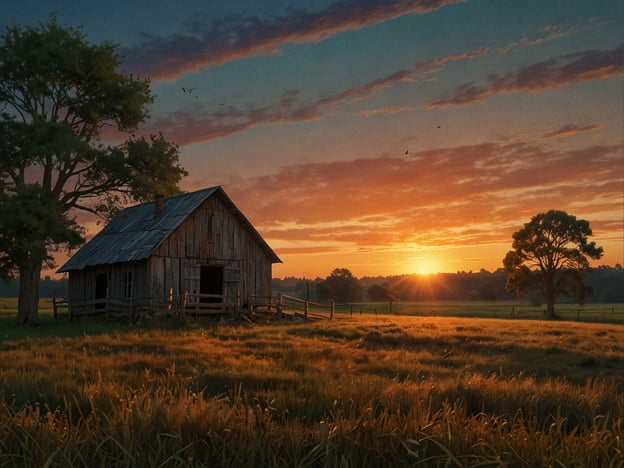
<box><xmin>0</xmin><ymin>314</ymin><xmax>623</xmax><ymax>466</ymax></box>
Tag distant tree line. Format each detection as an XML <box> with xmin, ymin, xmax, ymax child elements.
<box><xmin>1</xmin><ymin>265</ymin><xmax>621</xmax><ymax>303</ymax></box>
<box><xmin>273</xmin><ymin>265</ymin><xmax>624</xmax><ymax>304</ymax></box>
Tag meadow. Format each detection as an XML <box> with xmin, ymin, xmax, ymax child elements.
<box><xmin>329</xmin><ymin>300</ymin><xmax>624</xmax><ymax>323</ymax></box>
<box><xmin>0</xmin><ymin>299</ymin><xmax>623</xmax><ymax>466</ymax></box>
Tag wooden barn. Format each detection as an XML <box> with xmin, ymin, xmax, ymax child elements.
<box><xmin>58</xmin><ymin>186</ymin><xmax>281</xmax><ymax>318</ymax></box>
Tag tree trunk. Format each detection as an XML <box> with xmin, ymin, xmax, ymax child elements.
<box><xmin>545</xmin><ymin>291</ymin><xmax>557</xmax><ymax>320</ymax></box>
<box><xmin>16</xmin><ymin>262</ymin><xmax>42</xmax><ymax>326</ymax></box>
<box><xmin>543</xmin><ymin>270</ymin><xmax>558</xmax><ymax>320</ymax></box>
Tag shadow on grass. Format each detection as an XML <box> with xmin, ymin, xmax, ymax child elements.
<box><xmin>0</xmin><ymin>308</ymin><xmax>189</xmax><ymax>342</ymax></box>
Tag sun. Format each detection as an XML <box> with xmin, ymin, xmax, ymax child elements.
<box><xmin>411</xmin><ymin>256</ymin><xmax>440</xmax><ymax>275</ymax></box>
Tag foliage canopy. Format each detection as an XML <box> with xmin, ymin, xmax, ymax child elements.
<box><xmin>316</xmin><ymin>268</ymin><xmax>363</xmax><ymax>303</ymax></box>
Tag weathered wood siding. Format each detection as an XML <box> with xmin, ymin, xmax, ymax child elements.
<box><xmin>148</xmin><ymin>194</ymin><xmax>273</xmax><ymax>303</ymax></box>
<box><xmin>66</xmin><ymin>261</ymin><xmax>148</xmax><ymax>303</ymax></box>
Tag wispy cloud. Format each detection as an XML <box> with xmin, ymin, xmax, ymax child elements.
<box><xmin>414</xmin><ymin>47</ymin><xmax>489</xmax><ymax>70</ymax></box>
<box><xmin>123</xmin><ymin>0</ymin><xmax>465</xmax><ymax>80</ymax></box>
<box><xmin>145</xmin><ymin>91</ymin><xmax>322</xmax><ymax>146</ymax></box>
<box><xmin>540</xmin><ymin>123</ymin><xmax>605</xmax><ymax>140</ymax></box>
<box><xmin>428</xmin><ymin>42</ymin><xmax>624</xmax><ymax>107</ymax></box>
<box><xmin>497</xmin><ymin>24</ymin><xmax>576</xmax><ymax>54</ymax></box>
<box><xmin>358</xmin><ymin>106</ymin><xmax>411</xmax><ymax>116</ymax></box>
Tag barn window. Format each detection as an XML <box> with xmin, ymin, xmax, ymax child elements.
<box><xmin>124</xmin><ymin>271</ymin><xmax>133</xmax><ymax>298</ymax></box>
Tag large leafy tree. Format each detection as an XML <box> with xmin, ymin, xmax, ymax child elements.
<box><xmin>316</xmin><ymin>268</ymin><xmax>363</xmax><ymax>303</ymax></box>
<box><xmin>503</xmin><ymin>210</ymin><xmax>603</xmax><ymax>319</ymax></box>
<box><xmin>0</xmin><ymin>19</ymin><xmax>187</xmax><ymax>325</ymax></box>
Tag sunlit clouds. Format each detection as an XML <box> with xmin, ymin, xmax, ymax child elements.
<box><xmin>223</xmin><ymin>135</ymin><xmax>623</xmax><ymax>275</ymax></box>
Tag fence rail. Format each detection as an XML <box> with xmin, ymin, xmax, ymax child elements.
<box><xmin>55</xmin><ymin>292</ymin><xmax>241</xmax><ymax>322</ymax></box>
<box><xmin>251</xmin><ymin>293</ymin><xmax>335</xmax><ymax>320</ymax></box>
<box><xmin>54</xmin><ymin>295</ymin><xmax>181</xmax><ymax>322</ymax></box>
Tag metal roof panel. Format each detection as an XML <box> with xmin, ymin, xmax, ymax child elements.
<box><xmin>58</xmin><ymin>186</ymin><xmax>281</xmax><ymax>272</ymax></box>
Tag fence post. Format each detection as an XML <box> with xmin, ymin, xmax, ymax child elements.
<box><xmin>277</xmin><ymin>293</ymin><xmax>283</xmax><ymax>318</ymax></box>
<box><xmin>180</xmin><ymin>291</ymin><xmax>188</xmax><ymax>318</ymax></box>
<box><xmin>330</xmin><ymin>300</ymin><xmax>334</xmax><ymax>320</ymax></box>
<box><xmin>304</xmin><ymin>300</ymin><xmax>309</xmax><ymax>318</ymax></box>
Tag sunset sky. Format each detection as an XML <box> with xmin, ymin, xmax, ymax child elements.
<box><xmin>4</xmin><ymin>0</ymin><xmax>623</xmax><ymax>279</ymax></box>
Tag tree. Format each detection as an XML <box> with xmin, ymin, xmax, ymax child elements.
<box><xmin>503</xmin><ymin>210</ymin><xmax>603</xmax><ymax>319</ymax></box>
<box><xmin>316</xmin><ymin>268</ymin><xmax>363</xmax><ymax>303</ymax></box>
<box><xmin>0</xmin><ymin>19</ymin><xmax>187</xmax><ymax>325</ymax></box>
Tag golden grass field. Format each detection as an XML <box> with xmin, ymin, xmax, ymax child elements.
<box><xmin>0</xmin><ymin>300</ymin><xmax>623</xmax><ymax>466</ymax></box>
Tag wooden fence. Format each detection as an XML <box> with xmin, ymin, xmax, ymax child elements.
<box><xmin>54</xmin><ymin>292</ymin><xmax>337</xmax><ymax>323</ymax></box>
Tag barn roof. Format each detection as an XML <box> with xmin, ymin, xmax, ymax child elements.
<box><xmin>58</xmin><ymin>186</ymin><xmax>281</xmax><ymax>272</ymax></box>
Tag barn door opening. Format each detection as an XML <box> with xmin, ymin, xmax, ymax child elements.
<box><xmin>95</xmin><ymin>273</ymin><xmax>107</xmax><ymax>309</ymax></box>
<box><xmin>200</xmin><ymin>266</ymin><xmax>223</xmax><ymax>303</ymax></box>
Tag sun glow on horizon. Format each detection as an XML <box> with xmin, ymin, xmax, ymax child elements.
<box><xmin>411</xmin><ymin>256</ymin><xmax>441</xmax><ymax>276</ymax></box>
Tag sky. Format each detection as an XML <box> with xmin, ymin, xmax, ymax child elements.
<box><xmin>3</xmin><ymin>0</ymin><xmax>624</xmax><ymax>279</ymax></box>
